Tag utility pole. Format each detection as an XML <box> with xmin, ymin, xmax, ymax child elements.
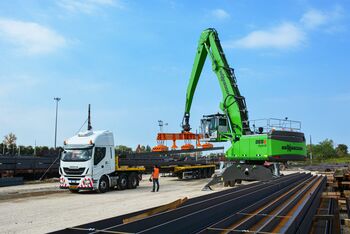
<box><xmin>309</xmin><ymin>135</ymin><xmax>313</xmax><ymax>162</ymax></box>
<box><xmin>54</xmin><ymin>97</ymin><xmax>61</xmax><ymax>149</ymax></box>
<box><xmin>34</xmin><ymin>140</ymin><xmax>36</xmax><ymax>156</ymax></box>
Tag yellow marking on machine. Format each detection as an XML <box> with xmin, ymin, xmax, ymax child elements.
<box><xmin>173</xmin><ymin>164</ymin><xmax>215</xmax><ymax>173</ymax></box>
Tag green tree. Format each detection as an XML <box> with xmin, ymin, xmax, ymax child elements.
<box><xmin>3</xmin><ymin>133</ymin><xmax>17</xmax><ymax>155</ymax></box>
<box><xmin>335</xmin><ymin>144</ymin><xmax>348</xmax><ymax>157</ymax></box>
<box><xmin>115</xmin><ymin>145</ymin><xmax>132</xmax><ymax>153</ymax></box>
<box><xmin>312</xmin><ymin>139</ymin><xmax>336</xmax><ymax>159</ymax></box>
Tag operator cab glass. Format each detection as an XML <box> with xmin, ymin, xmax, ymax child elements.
<box><xmin>201</xmin><ymin>113</ymin><xmax>228</xmax><ymax>141</ymax></box>
<box><xmin>61</xmin><ymin>148</ymin><xmax>93</xmax><ymax>162</ymax></box>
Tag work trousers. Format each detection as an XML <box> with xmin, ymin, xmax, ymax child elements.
<box><xmin>152</xmin><ymin>178</ymin><xmax>159</xmax><ymax>192</ymax></box>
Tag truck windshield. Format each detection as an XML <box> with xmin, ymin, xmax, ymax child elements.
<box><xmin>61</xmin><ymin>149</ymin><xmax>93</xmax><ymax>162</ymax></box>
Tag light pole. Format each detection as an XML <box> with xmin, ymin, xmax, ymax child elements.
<box><xmin>158</xmin><ymin>120</ymin><xmax>168</xmax><ymax>133</ymax></box>
<box><xmin>54</xmin><ymin>97</ymin><xmax>61</xmax><ymax>149</ymax></box>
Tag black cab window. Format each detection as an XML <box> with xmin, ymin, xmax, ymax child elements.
<box><xmin>94</xmin><ymin>147</ymin><xmax>106</xmax><ymax>165</ymax></box>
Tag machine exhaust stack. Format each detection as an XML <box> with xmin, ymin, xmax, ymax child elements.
<box><xmin>88</xmin><ymin>104</ymin><xmax>92</xmax><ymax>131</ymax></box>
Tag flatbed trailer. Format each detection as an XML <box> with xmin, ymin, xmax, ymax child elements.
<box><xmin>118</xmin><ymin>147</ymin><xmax>223</xmax><ymax>179</ymax></box>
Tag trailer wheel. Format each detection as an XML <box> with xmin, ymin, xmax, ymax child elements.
<box><xmin>97</xmin><ymin>176</ymin><xmax>109</xmax><ymax>193</ymax></box>
<box><xmin>203</xmin><ymin>169</ymin><xmax>208</xmax><ymax>178</ymax></box>
<box><xmin>194</xmin><ymin>170</ymin><xmax>200</xmax><ymax>179</ymax></box>
<box><xmin>118</xmin><ymin>173</ymin><xmax>128</xmax><ymax>190</ymax></box>
<box><xmin>207</xmin><ymin>168</ymin><xmax>213</xmax><ymax>178</ymax></box>
<box><xmin>128</xmin><ymin>173</ymin><xmax>138</xmax><ymax>189</ymax></box>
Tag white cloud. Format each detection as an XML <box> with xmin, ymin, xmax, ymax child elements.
<box><xmin>57</xmin><ymin>0</ymin><xmax>123</xmax><ymax>14</ymax></box>
<box><xmin>300</xmin><ymin>6</ymin><xmax>343</xmax><ymax>29</ymax></box>
<box><xmin>300</xmin><ymin>9</ymin><xmax>328</xmax><ymax>29</ymax></box>
<box><xmin>224</xmin><ymin>5</ymin><xmax>344</xmax><ymax>50</ymax></box>
<box><xmin>212</xmin><ymin>9</ymin><xmax>230</xmax><ymax>20</ymax></box>
<box><xmin>226</xmin><ymin>23</ymin><xmax>305</xmax><ymax>49</ymax></box>
<box><xmin>0</xmin><ymin>19</ymin><xmax>67</xmax><ymax>55</ymax></box>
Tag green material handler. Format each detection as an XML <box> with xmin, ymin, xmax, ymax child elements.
<box><xmin>181</xmin><ymin>28</ymin><xmax>306</xmax><ymax>188</ymax></box>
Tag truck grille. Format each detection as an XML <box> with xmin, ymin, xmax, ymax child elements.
<box><xmin>63</xmin><ymin>167</ymin><xmax>85</xmax><ymax>175</ymax></box>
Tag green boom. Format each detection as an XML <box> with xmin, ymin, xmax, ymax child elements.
<box><xmin>182</xmin><ymin>28</ymin><xmax>306</xmax><ymax>162</ymax></box>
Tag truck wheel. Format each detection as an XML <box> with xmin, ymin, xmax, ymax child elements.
<box><xmin>97</xmin><ymin>176</ymin><xmax>109</xmax><ymax>193</ymax></box>
<box><xmin>128</xmin><ymin>173</ymin><xmax>138</xmax><ymax>189</ymax></box>
<box><xmin>118</xmin><ymin>174</ymin><xmax>128</xmax><ymax>190</ymax></box>
<box><xmin>202</xmin><ymin>169</ymin><xmax>207</xmax><ymax>178</ymax></box>
<box><xmin>177</xmin><ymin>173</ymin><xmax>183</xmax><ymax>180</ymax></box>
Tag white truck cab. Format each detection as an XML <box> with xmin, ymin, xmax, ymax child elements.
<box><xmin>59</xmin><ymin>130</ymin><xmax>143</xmax><ymax>193</ymax></box>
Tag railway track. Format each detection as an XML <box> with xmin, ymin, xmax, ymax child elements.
<box><xmin>55</xmin><ymin>173</ymin><xmax>326</xmax><ymax>234</ymax></box>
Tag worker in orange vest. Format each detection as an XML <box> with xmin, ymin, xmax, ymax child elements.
<box><xmin>150</xmin><ymin>165</ymin><xmax>160</xmax><ymax>192</ymax></box>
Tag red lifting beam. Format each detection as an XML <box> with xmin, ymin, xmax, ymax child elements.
<box><xmin>152</xmin><ymin>132</ymin><xmax>213</xmax><ymax>152</ymax></box>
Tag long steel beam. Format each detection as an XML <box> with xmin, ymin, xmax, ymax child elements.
<box><xmin>53</xmin><ymin>173</ymin><xmax>319</xmax><ymax>234</ymax></box>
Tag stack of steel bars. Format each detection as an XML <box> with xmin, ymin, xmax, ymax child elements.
<box><xmin>54</xmin><ymin>173</ymin><xmax>326</xmax><ymax>234</ymax></box>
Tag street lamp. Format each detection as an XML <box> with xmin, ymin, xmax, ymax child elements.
<box><xmin>54</xmin><ymin>97</ymin><xmax>61</xmax><ymax>149</ymax></box>
<box><xmin>158</xmin><ymin>120</ymin><xmax>168</xmax><ymax>133</ymax></box>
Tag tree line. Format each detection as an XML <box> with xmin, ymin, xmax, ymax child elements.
<box><xmin>1</xmin><ymin>132</ymin><xmax>153</xmax><ymax>157</ymax></box>
<box><xmin>307</xmin><ymin>139</ymin><xmax>348</xmax><ymax>159</ymax></box>
<box><xmin>2</xmin><ymin>132</ymin><xmax>348</xmax><ymax>160</ymax></box>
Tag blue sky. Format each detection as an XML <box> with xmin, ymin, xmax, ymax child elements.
<box><xmin>0</xmin><ymin>0</ymin><xmax>349</xmax><ymax>149</ymax></box>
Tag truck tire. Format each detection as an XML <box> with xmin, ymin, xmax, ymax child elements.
<box><xmin>201</xmin><ymin>168</ymin><xmax>207</xmax><ymax>178</ymax></box>
<box><xmin>128</xmin><ymin>173</ymin><xmax>138</xmax><ymax>189</ymax></box>
<box><xmin>177</xmin><ymin>173</ymin><xmax>183</xmax><ymax>180</ymax></box>
<box><xmin>194</xmin><ymin>170</ymin><xmax>200</xmax><ymax>179</ymax></box>
<box><xmin>118</xmin><ymin>173</ymin><xmax>128</xmax><ymax>190</ymax></box>
<box><xmin>97</xmin><ymin>176</ymin><xmax>109</xmax><ymax>193</ymax></box>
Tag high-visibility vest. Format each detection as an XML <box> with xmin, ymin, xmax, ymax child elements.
<box><xmin>152</xmin><ymin>168</ymin><xmax>159</xmax><ymax>179</ymax></box>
